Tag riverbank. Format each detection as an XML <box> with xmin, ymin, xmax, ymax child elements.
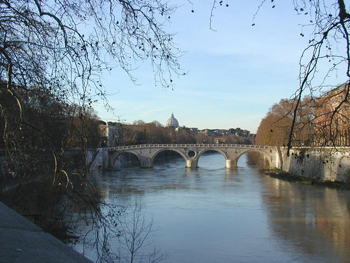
<box><xmin>263</xmin><ymin>169</ymin><xmax>350</xmax><ymax>190</ymax></box>
<box><xmin>0</xmin><ymin>202</ymin><xmax>92</xmax><ymax>263</ymax></box>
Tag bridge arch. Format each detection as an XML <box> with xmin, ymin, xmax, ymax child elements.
<box><xmin>196</xmin><ymin>149</ymin><xmax>229</xmax><ymax>168</ymax></box>
<box><xmin>196</xmin><ymin>149</ymin><xmax>229</xmax><ymax>160</ymax></box>
<box><xmin>110</xmin><ymin>151</ymin><xmax>142</xmax><ymax>169</ymax></box>
<box><xmin>234</xmin><ymin>149</ymin><xmax>272</xmax><ymax>167</ymax></box>
<box><xmin>151</xmin><ymin>148</ymin><xmax>188</xmax><ymax>166</ymax></box>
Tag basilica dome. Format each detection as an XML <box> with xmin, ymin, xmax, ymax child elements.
<box><xmin>166</xmin><ymin>113</ymin><xmax>179</xmax><ymax>128</ymax></box>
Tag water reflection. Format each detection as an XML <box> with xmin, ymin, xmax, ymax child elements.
<box><xmin>80</xmin><ymin>153</ymin><xmax>350</xmax><ymax>263</ymax></box>
<box><xmin>261</xmin><ymin>174</ymin><xmax>350</xmax><ymax>262</ymax></box>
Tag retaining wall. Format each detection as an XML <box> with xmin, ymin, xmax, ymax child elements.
<box><xmin>281</xmin><ymin>148</ymin><xmax>350</xmax><ymax>182</ymax></box>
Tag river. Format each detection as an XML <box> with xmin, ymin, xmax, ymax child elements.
<box><xmin>74</xmin><ymin>152</ymin><xmax>350</xmax><ymax>263</ymax></box>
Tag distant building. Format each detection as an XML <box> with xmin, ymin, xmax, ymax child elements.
<box><xmin>314</xmin><ymin>84</ymin><xmax>350</xmax><ymax>145</ymax></box>
<box><xmin>214</xmin><ymin>138</ymin><xmax>226</xmax><ymax>144</ymax></box>
<box><xmin>166</xmin><ymin>113</ymin><xmax>179</xmax><ymax>128</ymax></box>
<box><xmin>188</xmin><ymin>127</ymin><xmax>198</xmax><ymax>135</ymax></box>
<box><xmin>98</xmin><ymin>122</ymin><xmax>124</xmax><ymax>147</ymax></box>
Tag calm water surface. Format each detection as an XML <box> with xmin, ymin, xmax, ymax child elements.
<box><xmin>76</xmin><ymin>153</ymin><xmax>350</xmax><ymax>263</ymax></box>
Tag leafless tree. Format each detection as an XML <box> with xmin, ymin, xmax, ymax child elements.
<box><xmin>286</xmin><ymin>0</ymin><xmax>350</xmax><ymax>153</ymax></box>
<box><xmin>0</xmin><ymin>0</ymin><xmax>183</xmax><ymax>182</ymax></box>
<box><xmin>0</xmin><ymin>0</ymin><xmax>183</xmax><ymax>260</ymax></box>
<box><xmin>114</xmin><ymin>199</ymin><xmax>166</xmax><ymax>263</ymax></box>
<box><xmin>0</xmin><ymin>0</ymin><xmax>184</xmax><ymax>192</ymax></box>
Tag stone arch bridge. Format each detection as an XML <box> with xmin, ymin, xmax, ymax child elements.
<box><xmin>107</xmin><ymin>144</ymin><xmax>279</xmax><ymax>169</ymax></box>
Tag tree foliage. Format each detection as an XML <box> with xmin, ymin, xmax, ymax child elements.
<box><xmin>256</xmin><ymin>85</ymin><xmax>350</xmax><ymax>148</ymax></box>
<box><xmin>256</xmin><ymin>98</ymin><xmax>313</xmax><ymax>147</ymax></box>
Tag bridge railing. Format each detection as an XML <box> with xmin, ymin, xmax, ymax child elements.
<box><xmin>108</xmin><ymin>144</ymin><xmax>272</xmax><ymax>150</ymax></box>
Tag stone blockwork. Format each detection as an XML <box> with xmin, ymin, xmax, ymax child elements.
<box><xmin>280</xmin><ymin>147</ymin><xmax>350</xmax><ymax>182</ymax></box>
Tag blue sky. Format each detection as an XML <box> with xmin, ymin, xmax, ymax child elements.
<box><xmin>93</xmin><ymin>1</ymin><xmax>346</xmax><ymax>133</ymax></box>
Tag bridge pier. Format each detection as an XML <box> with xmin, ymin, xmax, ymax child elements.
<box><xmin>140</xmin><ymin>157</ymin><xmax>153</xmax><ymax>168</ymax></box>
<box><xmin>225</xmin><ymin>159</ymin><xmax>237</xmax><ymax>169</ymax></box>
<box><xmin>186</xmin><ymin>159</ymin><xmax>198</xmax><ymax>169</ymax></box>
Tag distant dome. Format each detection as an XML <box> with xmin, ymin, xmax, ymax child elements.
<box><xmin>166</xmin><ymin>113</ymin><xmax>179</xmax><ymax>128</ymax></box>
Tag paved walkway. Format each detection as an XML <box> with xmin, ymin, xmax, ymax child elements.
<box><xmin>0</xmin><ymin>202</ymin><xmax>92</xmax><ymax>263</ymax></box>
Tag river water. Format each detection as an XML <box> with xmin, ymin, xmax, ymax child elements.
<box><xmin>75</xmin><ymin>153</ymin><xmax>350</xmax><ymax>263</ymax></box>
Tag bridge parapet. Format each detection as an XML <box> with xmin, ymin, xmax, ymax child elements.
<box><xmin>110</xmin><ymin>144</ymin><xmax>272</xmax><ymax>150</ymax></box>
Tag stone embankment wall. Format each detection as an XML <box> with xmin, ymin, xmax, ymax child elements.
<box><xmin>86</xmin><ymin>148</ymin><xmax>136</xmax><ymax>170</ymax></box>
<box><xmin>86</xmin><ymin>148</ymin><xmax>106</xmax><ymax>170</ymax></box>
<box><xmin>280</xmin><ymin>148</ymin><xmax>350</xmax><ymax>182</ymax></box>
